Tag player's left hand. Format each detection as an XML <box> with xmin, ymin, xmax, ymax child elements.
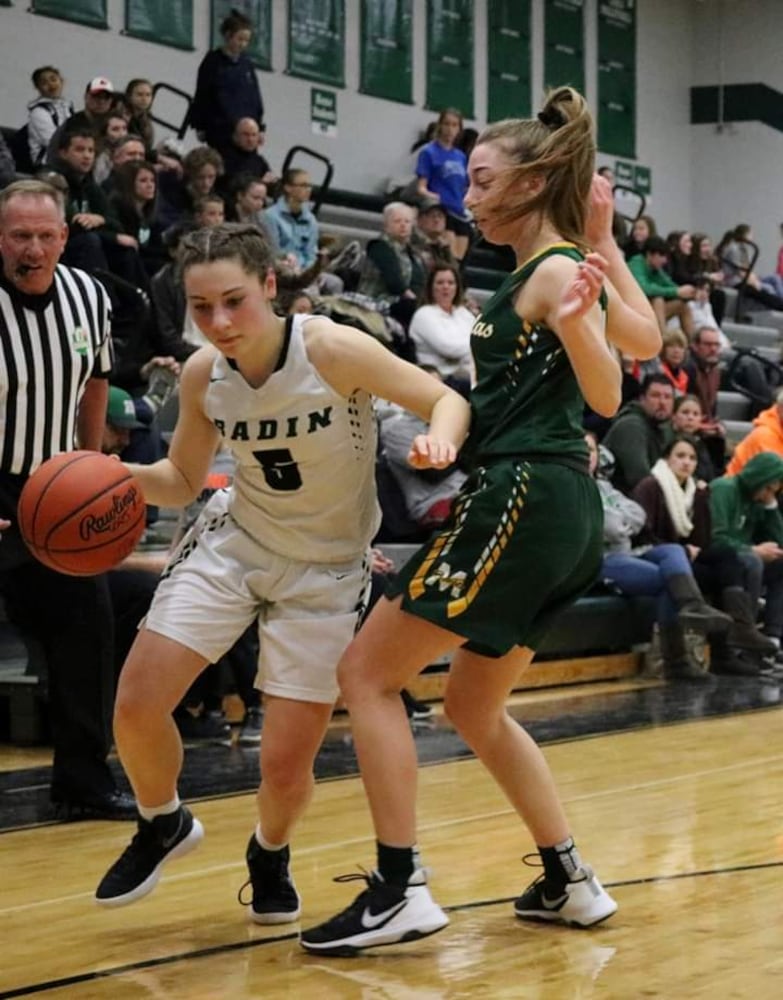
<box><xmin>557</xmin><ymin>253</ymin><xmax>608</xmax><ymax>323</ymax></box>
<box><xmin>408</xmin><ymin>434</ymin><xmax>458</xmax><ymax>470</ymax></box>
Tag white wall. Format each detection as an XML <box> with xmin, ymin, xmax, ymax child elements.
<box><xmin>689</xmin><ymin>0</ymin><xmax>783</xmax><ymax>274</ymax></box>
<box><xmin>0</xmin><ymin>0</ymin><xmax>698</xmax><ymax>235</ymax></box>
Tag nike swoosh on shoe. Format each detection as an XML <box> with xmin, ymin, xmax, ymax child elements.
<box><xmin>360</xmin><ymin>900</ymin><xmax>408</xmax><ymax>929</ymax></box>
<box><xmin>161</xmin><ymin>815</ymin><xmax>184</xmax><ymax>850</ymax></box>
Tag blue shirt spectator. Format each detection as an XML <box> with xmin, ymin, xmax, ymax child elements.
<box><xmin>263</xmin><ymin>169</ymin><xmax>318</xmax><ymax>268</ymax></box>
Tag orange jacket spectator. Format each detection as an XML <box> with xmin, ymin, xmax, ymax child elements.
<box><xmin>726</xmin><ymin>394</ymin><xmax>783</xmax><ymax>475</ymax></box>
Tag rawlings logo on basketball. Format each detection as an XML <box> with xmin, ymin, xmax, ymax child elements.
<box><xmin>78</xmin><ymin>485</ymin><xmax>141</xmax><ymax>540</ymax></box>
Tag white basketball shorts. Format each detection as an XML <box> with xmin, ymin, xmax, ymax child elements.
<box><xmin>143</xmin><ymin>491</ymin><xmax>371</xmax><ymax>703</ymax></box>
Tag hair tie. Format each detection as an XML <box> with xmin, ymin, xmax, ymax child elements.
<box><xmin>537</xmin><ymin>108</ymin><xmax>565</xmax><ymax>129</ymax></box>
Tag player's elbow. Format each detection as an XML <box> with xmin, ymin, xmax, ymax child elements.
<box><xmin>586</xmin><ymin>384</ymin><xmax>622</xmax><ymax>418</ymax></box>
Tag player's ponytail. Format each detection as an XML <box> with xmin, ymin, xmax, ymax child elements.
<box><xmin>477</xmin><ymin>87</ymin><xmax>595</xmax><ymax>247</ymax></box>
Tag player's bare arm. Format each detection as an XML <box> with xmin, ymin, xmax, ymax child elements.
<box><xmin>585</xmin><ymin>174</ymin><xmax>661</xmax><ymax>360</ymax></box>
<box><xmin>520</xmin><ymin>254</ymin><xmax>621</xmax><ymax>418</ymax></box>
<box><xmin>303</xmin><ymin>317</ymin><xmax>472</xmax><ymax>468</ymax></box>
<box><xmin>124</xmin><ymin>348</ymin><xmax>221</xmax><ymax>507</ymax></box>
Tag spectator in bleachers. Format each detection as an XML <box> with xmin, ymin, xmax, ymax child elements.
<box><xmin>725</xmin><ymin>388</ymin><xmax>783</xmax><ymax>475</ymax></box>
<box><xmin>686</xmin><ymin>276</ymin><xmax>723</xmax><ymax>339</ymax></box>
<box><xmin>717</xmin><ymin>224</ymin><xmax>783</xmax><ymax>311</ymax></box>
<box><xmin>632</xmin><ymin>435</ymin><xmax>777</xmax><ymax>670</ymax></box>
<box><xmin>263</xmin><ymin>168</ymin><xmax>318</xmax><ymax>269</ymax></box>
<box><xmin>93</xmin><ymin>113</ymin><xmax>129</xmax><ymax>186</ymax></box>
<box><xmin>409</xmin><ymin>264</ymin><xmax>474</xmax><ymax>396</ymax></box>
<box><xmin>684</xmin><ymin>327</ymin><xmax>748</xmax><ymax>445</ymax></box>
<box><xmin>628</xmin><ymin>235</ymin><xmax>695</xmax><ymax>338</ymax></box>
<box><xmin>220</xmin><ymin>117</ymin><xmax>276</xmax><ymax>189</ymax></box>
<box><xmin>158</xmin><ymin>145</ymin><xmax>223</xmax><ymax>228</ymax></box>
<box><xmin>52</xmin><ymin>127</ymin><xmax>125</xmax><ymax>272</ymax></box>
<box><xmin>642</xmin><ymin>329</ymin><xmax>691</xmax><ymax>396</ymax></box>
<box><xmin>46</xmin><ymin>76</ymin><xmax>114</xmax><ymax>164</ymax></box>
<box><xmin>190</xmin><ymin>8</ymin><xmax>264</xmax><ymax>161</ymax></box>
<box><xmin>125</xmin><ymin>78</ymin><xmax>155</xmax><ymax>152</ymax></box>
<box><xmin>603</xmin><ymin>373</ymin><xmax>675</xmax><ymax>494</ymax></box>
<box><xmin>687</xmin><ymin>232</ymin><xmax>726</xmax><ymax>325</ymax></box>
<box><xmin>411</xmin><ymin>198</ymin><xmax>459</xmax><ymax>272</ymax></box>
<box><xmin>0</xmin><ymin>133</ymin><xmax>15</xmax><ymax>187</ymax></box>
<box><xmin>99</xmin><ymin>135</ymin><xmax>147</xmax><ymax>195</ymax></box>
<box><xmin>415</xmin><ymin>107</ymin><xmax>471</xmax><ymax>261</ymax></box>
<box><xmin>193</xmin><ymin>193</ymin><xmax>226</xmax><ymax>228</ymax></box>
<box><xmin>587</xmin><ymin>431</ymin><xmax>727</xmax><ymax>681</ymax></box>
<box><xmin>229</xmin><ymin>173</ymin><xmax>269</xmax><ymax>226</ymax></box>
<box><xmin>150</xmin><ymin>221</ymin><xmax>202</xmax><ymax>355</ymax></box>
<box><xmin>26</xmin><ymin>66</ymin><xmax>74</xmax><ymax>170</ymax></box>
<box><xmin>357</xmin><ymin>201</ymin><xmax>426</xmax><ymax>330</ymax></box>
<box><xmin>672</xmin><ymin>393</ymin><xmax>723</xmax><ymax>481</ymax></box>
<box><xmin>621</xmin><ymin>213</ymin><xmax>657</xmax><ymax>259</ymax></box>
<box><xmin>710</xmin><ymin>452</ymin><xmax>783</xmax><ymax>656</ymax></box>
<box><xmin>108</xmin><ymin>159</ymin><xmax>166</xmax><ymax>277</ymax></box>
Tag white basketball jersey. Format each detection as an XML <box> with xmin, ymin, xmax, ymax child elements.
<box><xmin>203</xmin><ymin>314</ymin><xmax>380</xmax><ymax>562</ymax></box>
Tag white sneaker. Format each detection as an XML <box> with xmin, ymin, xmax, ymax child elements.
<box><xmin>300</xmin><ymin>868</ymin><xmax>449</xmax><ymax>955</ymax></box>
<box><xmin>514</xmin><ymin>865</ymin><xmax>617</xmax><ymax>927</ymax></box>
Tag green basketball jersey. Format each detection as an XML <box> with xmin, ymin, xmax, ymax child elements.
<box><xmin>464</xmin><ymin>242</ymin><xmax>603</xmax><ymax>470</ymax></box>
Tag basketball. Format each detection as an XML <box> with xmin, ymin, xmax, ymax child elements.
<box><xmin>17</xmin><ymin>451</ymin><xmax>147</xmax><ymax>576</ymax></box>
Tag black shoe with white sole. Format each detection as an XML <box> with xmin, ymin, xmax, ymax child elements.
<box><xmin>95</xmin><ymin>805</ymin><xmax>203</xmax><ymax>907</ymax></box>
<box><xmin>238</xmin><ymin>836</ymin><xmax>301</xmax><ymax>924</ymax></box>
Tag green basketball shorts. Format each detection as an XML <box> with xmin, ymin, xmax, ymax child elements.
<box><xmin>388</xmin><ymin>459</ymin><xmax>603</xmax><ymax>657</ymax></box>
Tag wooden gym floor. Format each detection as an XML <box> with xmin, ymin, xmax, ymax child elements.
<box><xmin>1</xmin><ymin>673</ymin><xmax>782</xmax><ymax>998</ymax></box>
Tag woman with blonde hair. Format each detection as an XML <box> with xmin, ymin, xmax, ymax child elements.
<box><xmin>301</xmin><ymin>87</ymin><xmax>662</xmax><ymax>954</ymax></box>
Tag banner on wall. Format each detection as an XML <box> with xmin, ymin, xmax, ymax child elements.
<box><xmin>359</xmin><ymin>0</ymin><xmax>413</xmax><ymax>105</ymax></box>
<box><xmin>597</xmin><ymin>0</ymin><xmax>636</xmax><ymax>158</ymax></box>
<box><xmin>125</xmin><ymin>0</ymin><xmax>193</xmax><ymax>50</ymax></box>
<box><xmin>426</xmin><ymin>0</ymin><xmax>474</xmax><ymax>118</ymax></box>
<box><xmin>31</xmin><ymin>0</ymin><xmax>107</xmax><ymax>28</ymax></box>
<box><xmin>287</xmin><ymin>0</ymin><xmax>345</xmax><ymax>88</ymax></box>
<box><xmin>487</xmin><ymin>0</ymin><xmax>531</xmax><ymax>121</ymax></box>
<box><xmin>544</xmin><ymin>0</ymin><xmax>584</xmax><ymax>93</ymax></box>
<box><xmin>211</xmin><ymin>0</ymin><xmax>272</xmax><ymax>70</ymax></box>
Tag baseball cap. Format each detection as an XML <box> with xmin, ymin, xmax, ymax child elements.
<box><xmin>87</xmin><ymin>76</ymin><xmax>114</xmax><ymax>95</ymax></box>
<box><xmin>419</xmin><ymin>197</ymin><xmax>447</xmax><ymax>216</ymax></box>
<box><xmin>107</xmin><ymin>386</ymin><xmax>144</xmax><ymax>429</ymax></box>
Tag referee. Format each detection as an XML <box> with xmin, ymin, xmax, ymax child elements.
<box><xmin>0</xmin><ymin>179</ymin><xmax>134</xmax><ymax>820</ymax></box>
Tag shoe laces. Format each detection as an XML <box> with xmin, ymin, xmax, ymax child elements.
<box><xmin>311</xmin><ymin>868</ymin><xmax>396</xmax><ymax>933</ymax></box>
<box><xmin>238</xmin><ymin>845</ymin><xmax>292</xmax><ymax>906</ymax></box>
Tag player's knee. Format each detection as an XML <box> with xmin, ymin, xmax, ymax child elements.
<box><xmin>261</xmin><ymin>752</ymin><xmax>311</xmax><ymax>797</ymax></box>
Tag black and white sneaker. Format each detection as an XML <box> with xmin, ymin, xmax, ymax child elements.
<box><xmin>238</xmin><ymin>836</ymin><xmax>301</xmax><ymax>924</ymax></box>
<box><xmin>300</xmin><ymin>868</ymin><xmax>448</xmax><ymax>956</ymax></box>
<box><xmin>95</xmin><ymin>805</ymin><xmax>203</xmax><ymax>907</ymax></box>
<box><xmin>514</xmin><ymin>863</ymin><xmax>617</xmax><ymax>927</ymax></box>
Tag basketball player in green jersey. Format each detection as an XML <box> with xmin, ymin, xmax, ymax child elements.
<box><xmin>301</xmin><ymin>87</ymin><xmax>661</xmax><ymax>955</ymax></box>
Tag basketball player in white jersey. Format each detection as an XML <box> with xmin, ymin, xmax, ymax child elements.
<box><xmin>94</xmin><ymin>223</ymin><xmax>471</xmax><ymax>925</ymax></box>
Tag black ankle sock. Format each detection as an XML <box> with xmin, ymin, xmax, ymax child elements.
<box><xmin>538</xmin><ymin>837</ymin><xmax>582</xmax><ymax>889</ymax></box>
<box><xmin>376</xmin><ymin>842</ymin><xmax>415</xmax><ymax>887</ymax></box>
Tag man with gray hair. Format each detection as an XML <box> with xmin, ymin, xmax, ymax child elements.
<box><xmin>0</xmin><ymin>179</ymin><xmax>134</xmax><ymax>820</ymax></box>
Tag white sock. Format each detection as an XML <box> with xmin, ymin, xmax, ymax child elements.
<box><xmin>138</xmin><ymin>795</ymin><xmax>181</xmax><ymax>822</ymax></box>
<box><xmin>255</xmin><ymin>824</ymin><xmax>286</xmax><ymax>851</ymax></box>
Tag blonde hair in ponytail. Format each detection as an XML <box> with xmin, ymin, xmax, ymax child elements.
<box><xmin>476</xmin><ymin>87</ymin><xmax>595</xmax><ymax>248</ymax></box>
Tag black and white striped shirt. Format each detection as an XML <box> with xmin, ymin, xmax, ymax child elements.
<box><xmin>0</xmin><ymin>264</ymin><xmax>113</xmax><ymax>478</ymax></box>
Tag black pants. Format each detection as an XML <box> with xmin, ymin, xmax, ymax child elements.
<box><xmin>0</xmin><ymin>537</ymin><xmax>117</xmax><ymax>799</ymax></box>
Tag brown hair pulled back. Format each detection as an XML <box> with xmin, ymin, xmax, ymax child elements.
<box><xmin>477</xmin><ymin>87</ymin><xmax>595</xmax><ymax>247</ymax></box>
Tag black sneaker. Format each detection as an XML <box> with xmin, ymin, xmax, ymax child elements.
<box><xmin>238</xmin><ymin>836</ymin><xmax>301</xmax><ymax>924</ymax></box>
<box><xmin>400</xmin><ymin>689</ymin><xmax>434</xmax><ymax>721</ymax></box>
<box><xmin>238</xmin><ymin>707</ymin><xmax>263</xmax><ymax>746</ymax></box>
<box><xmin>95</xmin><ymin>805</ymin><xmax>204</xmax><ymax>907</ymax></box>
<box><xmin>300</xmin><ymin>868</ymin><xmax>448</xmax><ymax>956</ymax></box>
